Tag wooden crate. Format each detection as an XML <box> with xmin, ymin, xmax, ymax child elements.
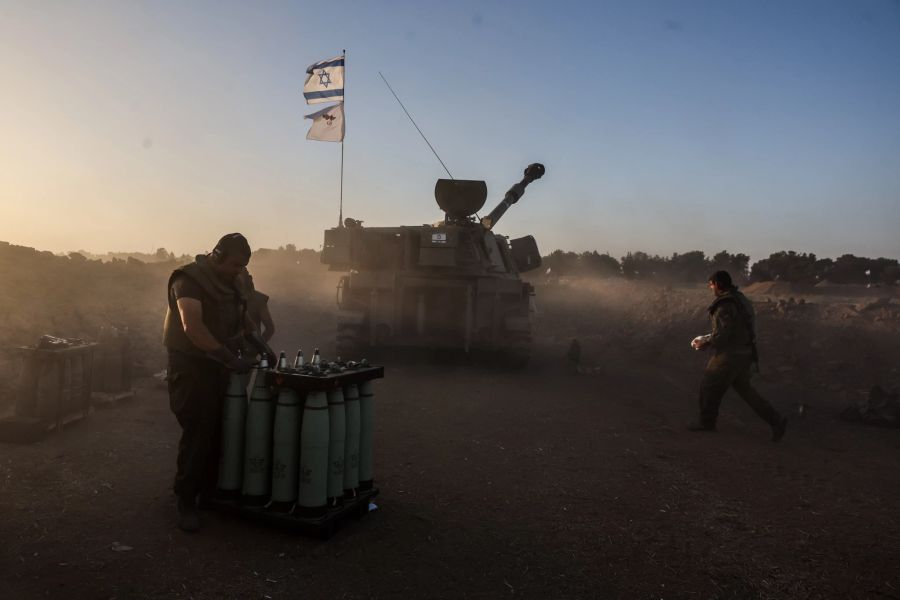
<box><xmin>0</xmin><ymin>343</ymin><xmax>97</xmax><ymax>442</ymax></box>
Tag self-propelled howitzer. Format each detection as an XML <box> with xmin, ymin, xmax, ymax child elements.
<box><xmin>321</xmin><ymin>163</ymin><xmax>546</xmax><ymax>365</ymax></box>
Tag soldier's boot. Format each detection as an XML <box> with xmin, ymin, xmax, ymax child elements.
<box><xmin>771</xmin><ymin>416</ymin><xmax>787</xmax><ymax>443</ymax></box>
<box><xmin>176</xmin><ymin>495</ymin><xmax>200</xmax><ymax>532</ymax></box>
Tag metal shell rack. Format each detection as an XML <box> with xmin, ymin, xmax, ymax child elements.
<box><xmin>210</xmin><ymin>364</ymin><xmax>384</xmax><ymax>539</ymax></box>
<box><xmin>273</xmin><ymin>365</ymin><xmax>385</xmax><ymax>393</ymax></box>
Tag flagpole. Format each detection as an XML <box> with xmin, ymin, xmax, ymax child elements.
<box><xmin>338</xmin><ymin>49</ymin><xmax>346</xmax><ymax>228</ymax></box>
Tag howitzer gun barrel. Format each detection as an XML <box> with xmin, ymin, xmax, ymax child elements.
<box><xmin>480</xmin><ymin>163</ymin><xmax>545</xmax><ymax>230</ymax></box>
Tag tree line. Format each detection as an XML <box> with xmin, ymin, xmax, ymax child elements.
<box><xmin>33</xmin><ymin>239</ymin><xmax>899</xmax><ymax>286</ymax></box>
<box><xmin>541</xmin><ymin>249</ymin><xmax>900</xmax><ymax>285</ymax></box>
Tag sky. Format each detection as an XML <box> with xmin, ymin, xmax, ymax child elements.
<box><xmin>1</xmin><ymin>0</ymin><xmax>899</xmax><ymax>262</ymax></box>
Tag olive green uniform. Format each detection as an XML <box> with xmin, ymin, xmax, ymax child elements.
<box><xmin>163</xmin><ymin>255</ymin><xmax>246</xmax><ymax>501</ymax></box>
<box><xmin>698</xmin><ymin>288</ymin><xmax>782</xmax><ymax>429</ymax></box>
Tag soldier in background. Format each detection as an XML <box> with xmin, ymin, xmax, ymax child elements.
<box><xmin>689</xmin><ymin>270</ymin><xmax>787</xmax><ymax>441</ymax></box>
<box><xmin>163</xmin><ymin>233</ymin><xmax>253</xmax><ymax>532</ymax></box>
<box><xmin>238</xmin><ymin>268</ymin><xmax>275</xmax><ymax>345</ymax></box>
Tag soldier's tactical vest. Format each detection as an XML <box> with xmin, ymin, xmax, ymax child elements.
<box><xmin>163</xmin><ymin>256</ymin><xmax>246</xmax><ymax>357</ymax></box>
<box><xmin>708</xmin><ymin>288</ymin><xmax>756</xmax><ymax>353</ymax></box>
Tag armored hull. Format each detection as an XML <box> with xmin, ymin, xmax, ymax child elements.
<box><xmin>321</xmin><ymin>164</ymin><xmax>545</xmax><ymax>365</ymax></box>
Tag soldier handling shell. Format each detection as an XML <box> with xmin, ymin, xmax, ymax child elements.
<box><xmin>689</xmin><ymin>270</ymin><xmax>787</xmax><ymax>441</ymax></box>
<box><xmin>163</xmin><ymin>233</ymin><xmax>254</xmax><ymax>532</ymax></box>
<box><xmin>238</xmin><ymin>268</ymin><xmax>275</xmax><ymax>347</ymax></box>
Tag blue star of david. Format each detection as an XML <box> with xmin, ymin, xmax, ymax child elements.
<box><xmin>317</xmin><ymin>69</ymin><xmax>332</xmax><ymax>88</ymax></box>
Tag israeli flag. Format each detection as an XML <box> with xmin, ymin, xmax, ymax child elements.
<box><xmin>304</xmin><ymin>55</ymin><xmax>344</xmax><ymax>104</ymax></box>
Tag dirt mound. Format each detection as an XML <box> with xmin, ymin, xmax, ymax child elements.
<box><xmin>743</xmin><ymin>280</ymin><xmax>797</xmax><ymax>296</ymax></box>
<box><xmin>814</xmin><ymin>279</ymin><xmax>844</xmax><ymax>288</ymax></box>
<box><xmin>812</xmin><ymin>280</ymin><xmax>900</xmax><ymax>299</ymax></box>
<box><xmin>0</xmin><ymin>242</ymin><xmax>176</xmax><ymax>408</ymax></box>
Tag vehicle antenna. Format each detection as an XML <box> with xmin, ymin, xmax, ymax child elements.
<box><xmin>339</xmin><ymin>49</ymin><xmax>346</xmax><ymax>227</ymax></box>
<box><xmin>378</xmin><ymin>71</ymin><xmax>453</xmax><ymax>180</ymax></box>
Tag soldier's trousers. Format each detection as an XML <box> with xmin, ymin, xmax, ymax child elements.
<box><xmin>167</xmin><ymin>352</ymin><xmax>228</xmax><ymax>500</ymax></box>
<box><xmin>698</xmin><ymin>352</ymin><xmax>781</xmax><ymax>428</ymax></box>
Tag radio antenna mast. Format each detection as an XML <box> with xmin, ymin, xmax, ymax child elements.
<box><xmin>379</xmin><ymin>71</ymin><xmax>454</xmax><ymax>180</ymax></box>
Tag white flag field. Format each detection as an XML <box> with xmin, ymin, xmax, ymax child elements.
<box><xmin>303</xmin><ymin>55</ymin><xmax>344</xmax><ymax>104</ymax></box>
<box><xmin>305</xmin><ymin>102</ymin><xmax>345</xmax><ymax>142</ymax></box>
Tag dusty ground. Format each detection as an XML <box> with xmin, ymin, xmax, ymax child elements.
<box><xmin>2</xmin><ymin>262</ymin><xmax>900</xmax><ymax>599</ymax></box>
<box><xmin>2</xmin><ymin>357</ymin><xmax>900</xmax><ymax>599</ymax></box>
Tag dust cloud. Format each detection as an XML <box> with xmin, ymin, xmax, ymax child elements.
<box><xmin>530</xmin><ymin>275</ymin><xmax>900</xmax><ymax>414</ymax></box>
<box><xmin>3</xmin><ymin>239</ymin><xmax>897</xmax><ymax>419</ymax></box>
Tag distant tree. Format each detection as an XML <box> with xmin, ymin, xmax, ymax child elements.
<box><xmin>665</xmin><ymin>251</ymin><xmax>708</xmax><ymax>282</ymax></box>
<box><xmin>711</xmin><ymin>250</ymin><xmax>750</xmax><ymax>282</ymax></box>
<box><xmin>826</xmin><ymin>254</ymin><xmax>899</xmax><ymax>285</ymax></box>
<box><xmin>751</xmin><ymin>251</ymin><xmax>820</xmax><ymax>283</ymax></box>
<box><xmin>620</xmin><ymin>252</ymin><xmax>637</xmax><ymax>278</ymax></box>
<box><xmin>544</xmin><ymin>250</ymin><xmax>579</xmax><ymax>276</ymax></box>
<box><xmin>577</xmin><ymin>251</ymin><xmax>620</xmax><ymax>278</ymax></box>
<box><xmin>538</xmin><ymin>247</ymin><xmax>898</xmax><ymax>286</ymax></box>
<box><xmin>813</xmin><ymin>257</ymin><xmax>834</xmax><ymax>282</ymax></box>
<box><xmin>621</xmin><ymin>251</ymin><xmax>666</xmax><ymax>279</ymax></box>
<box><xmin>68</xmin><ymin>252</ymin><xmax>87</xmax><ymax>262</ymax></box>
<box><xmin>154</xmin><ymin>247</ymin><xmax>170</xmax><ymax>261</ymax></box>
<box><xmin>872</xmin><ymin>258</ymin><xmax>899</xmax><ymax>285</ymax></box>
<box><xmin>882</xmin><ymin>265</ymin><xmax>900</xmax><ymax>286</ymax></box>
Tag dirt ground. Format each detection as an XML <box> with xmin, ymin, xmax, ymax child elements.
<box><xmin>2</xmin><ymin>269</ymin><xmax>900</xmax><ymax>599</ymax></box>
